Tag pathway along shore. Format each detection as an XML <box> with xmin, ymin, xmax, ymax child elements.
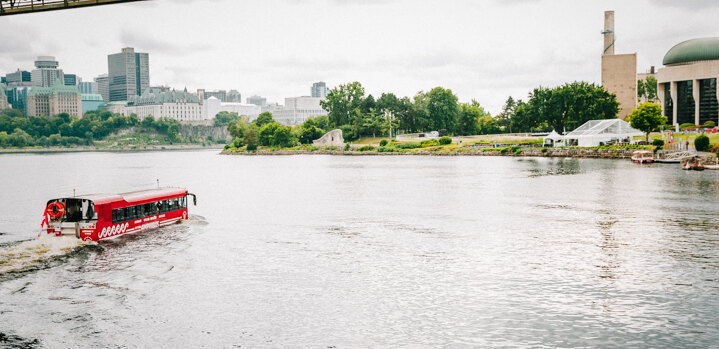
<box><xmin>221</xmin><ymin>148</ymin><xmax>640</xmax><ymax>159</ymax></box>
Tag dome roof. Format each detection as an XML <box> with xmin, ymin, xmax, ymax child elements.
<box><xmin>663</xmin><ymin>37</ymin><xmax>719</xmax><ymax>66</ymax></box>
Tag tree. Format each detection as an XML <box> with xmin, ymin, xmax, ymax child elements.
<box><xmin>694</xmin><ymin>134</ymin><xmax>710</xmax><ymax>152</ymax></box>
<box><xmin>511</xmin><ymin>82</ymin><xmax>618</xmax><ymax>133</ymax></box>
<box><xmin>272</xmin><ymin>125</ymin><xmax>295</xmax><ymax>147</ymax></box>
<box><xmin>497</xmin><ymin>96</ymin><xmax>517</xmax><ymax>133</ymax></box>
<box><xmin>228</xmin><ymin>119</ymin><xmax>248</xmax><ymax>140</ymax></box>
<box><xmin>299</xmin><ymin>125</ymin><xmax>324</xmax><ymax>144</ymax></box>
<box><xmin>626</xmin><ymin>102</ymin><xmax>666</xmax><ymax>141</ymax></box>
<box><xmin>214</xmin><ymin>111</ymin><xmax>242</xmax><ymax>126</ymax></box>
<box><xmin>457</xmin><ymin>101</ymin><xmax>491</xmax><ymax>135</ymax></box>
<box><xmin>320</xmin><ymin>82</ymin><xmax>365</xmax><ymax>127</ymax></box>
<box><xmin>258</xmin><ymin>122</ymin><xmax>281</xmax><ymax>146</ymax></box>
<box><xmin>638</xmin><ymin>76</ymin><xmax>658</xmax><ymax>103</ymax></box>
<box><xmin>477</xmin><ymin>116</ymin><xmax>500</xmax><ymax>135</ymax></box>
<box><xmin>426</xmin><ymin>87</ymin><xmax>458</xmax><ymax>132</ymax></box>
<box><xmin>245</xmin><ymin>126</ymin><xmax>259</xmax><ymax>151</ymax></box>
<box><xmin>253</xmin><ymin>112</ymin><xmax>274</xmax><ymax>128</ymax></box>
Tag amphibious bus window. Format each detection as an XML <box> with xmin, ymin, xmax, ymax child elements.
<box><xmin>112</xmin><ymin>209</ymin><xmax>120</xmax><ymax>224</ymax></box>
<box><xmin>180</xmin><ymin>197</ymin><xmax>186</xmax><ymax>209</ymax></box>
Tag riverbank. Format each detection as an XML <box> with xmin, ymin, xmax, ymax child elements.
<box><xmin>0</xmin><ymin>144</ymin><xmax>223</xmax><ymax>154</ymax></box>
<box><xmin>221</xmin><ymin>147</ymin><xmax>641</xmax><ymax>159</ymax></box>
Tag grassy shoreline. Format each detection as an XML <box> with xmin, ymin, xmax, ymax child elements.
<box><xmin>0</xmin><ymin>144</ymin><xmax>223</xmax><ymax>154</ymax></box>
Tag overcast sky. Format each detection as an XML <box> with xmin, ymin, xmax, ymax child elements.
<box><xmin>1</xmin><ymin>0</ymin><xmax>718</xmax><ymax>114</ymax></box>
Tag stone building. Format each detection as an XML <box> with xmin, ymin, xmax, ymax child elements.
<box><xmin>600</xmin><ymin>11</ymin><xmax>637</xmax><ymax>119</ymax></box>
<box><xmin>273</xmin><ymin>96</ymin><xmax>325</xmax><ymax>126</ymax></box>
<box><xmin>26</xmin><ymin>79</ymin><xmax>82</xmax><ymax>117</ymax></box>
<box><xmin>656</xmin><ymin>37</ymin><xmax>719</xmax><ymax>126</ymax></box>
<box><xmin>125</xmin><ymin>88</ymin><xmax>203</xmax><ymax>122</ymax></box>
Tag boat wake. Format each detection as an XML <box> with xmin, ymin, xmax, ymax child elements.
<box><xmin>0</xmin><ymin>235</ymin><xmax>95</xmax><ymax>275</ymax></box>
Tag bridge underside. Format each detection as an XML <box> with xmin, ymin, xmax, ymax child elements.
<box><xmin>0</xmin><ymin>0</ymin><xmax>147</xmax><ymax>16</ymax></box>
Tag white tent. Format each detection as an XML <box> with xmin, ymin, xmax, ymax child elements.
<box><xmin>564</xmin><ymin>119</ymin><xmax>643</xmax><ymax>147</ymax></box>
<box><xmin>544</xmin><ymin>130</ymin><xmax>565</xmax><ymax>146</ymax></box>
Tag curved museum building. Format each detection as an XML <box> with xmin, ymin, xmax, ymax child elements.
<box><xmin>657</xmin><ymin>37</ymin><xmax>719</xmax><ymax>126</ymax></box>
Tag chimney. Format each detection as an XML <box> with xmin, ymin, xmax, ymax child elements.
<box><xmin>650</xmin><ymin>66</ymin><xmax>655</xmax><ymax>74</ymax></box>
<box><xmin>603</xmin><ymin>11</ymin><xmax>615</xmax><ymax>55</ymax></box>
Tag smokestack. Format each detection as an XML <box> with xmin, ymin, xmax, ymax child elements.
<box><xmin>650</xmin><ymin>66</ymin><xmax>655</xmax><ymax>74</ymax></box>
<box><xmin>603</xmin><ymin>11</ymin><xmax>615</xmax><ymax>55</ymax></box>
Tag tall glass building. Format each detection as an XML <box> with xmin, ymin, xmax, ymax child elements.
<box><xmin>108</xmin><ymin>47</ymin><xmax>149</xmax><ymax>102</ymax></box>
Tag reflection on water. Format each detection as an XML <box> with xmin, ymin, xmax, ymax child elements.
<box><xmin>0</xmin><ymin>152</ymin><xmax>718</xmax><ymax>348</ymax></box>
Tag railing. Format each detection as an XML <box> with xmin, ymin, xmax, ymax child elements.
<box><xmin>0</xmin><ymin>0</ymin><xmax>148</xmax><ymax>16</ymax></box>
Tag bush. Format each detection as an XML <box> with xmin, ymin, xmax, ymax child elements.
<box><xmin>679</xmin><ymin>123</ymin><xmax>697</xmax><ymax>130</ymax></box>
<box><xmin>378</xmin><ymin>146</ymin><xmax>401</xmax><ymax>153</ymax></box>
<box><xmin>652</xmin><ymin>139</ymin><xmax>664</xmax><ymax>147</ymax></box>
<box><xmin>394</xmin><ymin>142</ymin><xmax>422</xmax><ymax>149</ymax></box>
<box><xmin>379</xmin><ymin>139</ymin><xmax>388</xmax><ymax>147</ymax></box>
<box><xmin>344</xmin><ymin>143</ymin><xmax>350</xmax><ymax>151</ymax></box>
<box><xmin>694</xmin><ymin>134</ymin><xmax>710</xmax><ymax>152</ymax></box>
<box><xmin>439</xmin><ymin>136</ymin><xmax>452</xmax><ymax>145</ymax></box>
<box><xmin>246</xmin><ymin>143</ymin><xmax>257</xmax><ymax>151</ymax></box>
<box><xmin>704</xmin><ymin>121</ymin><xmax>716</xmax><ymax>128</ymax></box>
<box><xmin>232</xmin><ymin>138</ymin><xmax>244</xmax><ymax>148</ymax></box>
<box><xmin>420</xmin><ymin>139</ymin><xmax>439</xmax><ymax>147</ymax></box>
<box><xmin>357</xmin><ymin>145</ymin><xmax>375</xmax><ymax>151</ymax></box>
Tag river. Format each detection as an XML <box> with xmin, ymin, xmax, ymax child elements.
<box><xmin>0</xmin><ymin>150</ymin><xmax>717</xmax><ymax>348</ymax></box>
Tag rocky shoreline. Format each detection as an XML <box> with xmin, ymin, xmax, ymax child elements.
<box><xmin>0</xmin><ymin>144</ymin><xmax>223</xmax><ymax>154</ymax></box>
<box><xmin>220</xmin><ymin>148</ymin><xmax>638</xmax><ymax>159</ymax></box>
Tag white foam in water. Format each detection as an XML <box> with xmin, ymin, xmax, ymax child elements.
<box><xmin>0</xmin><ymin>235</ymin><xmax>92</xmax><ymax>274</ymax></box>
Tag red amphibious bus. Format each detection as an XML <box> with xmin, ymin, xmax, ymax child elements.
<box><xmin>43</xmin><ymin>187</ymin><xmax>196</xmax><ymax>242</ymax></box>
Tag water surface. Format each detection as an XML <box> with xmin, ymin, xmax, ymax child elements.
<box><xmin>0</xmin><ymin>151</ymin><xmax>717</xmax><ymax>348</ymax></box>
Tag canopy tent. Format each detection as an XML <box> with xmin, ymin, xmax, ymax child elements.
<box><xmin>544</xmin><ymin>130</ymin><xmax>565</xmax><ymax>146</ymax></box>
<box><xmin>563</xmin><ymin>119</ymin><xmax>643</xmax><ymax>147</ymax></box>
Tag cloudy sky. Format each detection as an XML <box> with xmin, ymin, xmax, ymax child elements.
<box><xmin>1</xmin><ymin>0</ymin><xmax>718</xmax><ymax>113</ymax></box>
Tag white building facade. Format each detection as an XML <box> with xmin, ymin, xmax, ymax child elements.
<box><xmin>124</xmin><ymin>88</ymin><xmax>203</xmax><ymax>122</ymax></box>
<box><xmin>203</xmin><ymin>96</ymin><xmax>261</xmax><ymax>121</ymax></box>
<box><xmin>273</xmin><ymin>96</ymin><xmax>325</xmax><ymax>125</ymax></box>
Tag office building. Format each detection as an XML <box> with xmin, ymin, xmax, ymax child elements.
<box><xmin>246</xmin><ymin>95</ymin><xmax>267</xmax><ymax>107</ymax></box>
<box><xmin>227</xmin><ymin>90</ymin><xmax>241</xmax><ymax>103</ymax></box>
<box><xmin>64</xmin><ymin>74</ymin><xmax>78</xmax><ymax>86</ymax></box>
<box><xmin>6</xmin><ymin>86</ymin><xmax>32</xmax><ymax>115</ymax></box>
<box><xmin>31</xmin><ymin>56</ymin><xmax>65</xmax><ymax>87</ymax></box>
<box><xmin>78</xmin><ymin>81</ymin><xmax>97</xmax><ymax>95</ymax></box>
<box><xmin>108</xmin><ymin>47</ymin><xmax>149</xmax><ymax>102</ymax></box>
<box><xmin>311</xmin><ymin>81</ymin><xmax>327</xmax><ymax>98</ymax></box>
<box><xmin>0</xmin><ymin>84</ymin><xmax>9</xmax><ymax>110</ymax></box>
<box><xmin>4</xmin><ymin>70</ymin><xmax>32</xmax><ymax>86</ymax></box>
<box><xmin>94</xmin><ymin>74</ymin><xmax>109</xmax><ymax>103</ymax></box>
<box><xmin>203</xmin><ymin>90</ymin><xmax>227</xmax><ymax>102</ymax></box>
<box><xmin>26</xmin><ymin>79</ymin><xmax>82</xmax><ymax>117</ymax></box>
<box><xmin>273</xmin><ymin>96</ymin><xmax>325</xmax><ymax>125</ymax></box>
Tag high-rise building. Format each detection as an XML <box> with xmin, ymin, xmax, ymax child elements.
<box><xmin>78</xmin><ymin>81</ymin><xmax>97</xmax><ymax>94</ymax></box>
<box><xmin>31</xmin><ymin>56</ymin><xmax>65</xmax><ymax>87</ymax></box>
<box><xmin>5</xmin><ymin>70</ymin><xmax>32</xmax><ymax>86</ymax></box>
<box><xmin>203</xmin><ymin>90</ymin><xmax>227</xmax><ymax>102</ymax></box>
<box><xmin>247</xmin><ymin>95</ymin><xmax>267</xmax><ymax>107</ymax></box>
<box><xmin>0</xmin><ymin>83</ymin><xmax>10</xmax><ymax>110</ymax></box>
<box><xmin>203</xmin><ymin>96</ymin><xmax>261</xmax><ymax>121</ymax></box>
<box><xmin>64</xmin><ymin>74</ymin><xmax>78</xmax><ymax>86</ymax></box>
<box><xmin>227</xmin><ymin>89</ymin><xmax>241</xmax><ymax>103</ymax></box>
<box><xmin>108</xmin><ymin>47</ymin><xmax>149</xmax><ymax>102</ymax></box>
<box><xmin>311</xmin><ymin>81</ymin><xmax>327</xmax><ymax>98</ymax></box>
<box><xmin>26</xmin><ymin>79</ymin><xmax>82</xmax><ymax>117</ymax></box>
<box><xmin>6</xmin><ymin>86</ymin><xmax>32</xmax><ymax>115</ymax></box>
<box><xmin>94</xmin><ymin>74</ymin><xmax>109</xmax><ymax>103</ymax></box>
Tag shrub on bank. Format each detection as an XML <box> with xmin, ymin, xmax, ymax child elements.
<box><xmin>694</xmin><ymin>134</ymin><xmax>710</xmax><ymax>152</ymax></box>
<box><xmin>439</xmin><ymin>136</ymin><xmax>452</xmax><ymax>145</ymax></box>
<box><xmin>394</xmin><ymin>142</ymin><xmax>422</xmax><ymax>149</ymax></box>
<box><xmin>652</xmin><ymin>139</ymin><xmax>664</xmax><ymax>147</ymax></box>
<box><xmin>378</xmin><ymin>146</ymin><xmax>401</xmax><ymax>153</ymax></box>
<box><xmin>420</xmin><ymin>139</ymin><xmax>439</xmax><ymax>147</ymax></box>
<box><xmin>379</xmin><ymin>139</ymin><xmax>388</xmax><ymax>147</ymax></box>
<box><xmin>357</xmin><ymin>145</ymin><xmax>375</xmax><ymax>151</ymax></box>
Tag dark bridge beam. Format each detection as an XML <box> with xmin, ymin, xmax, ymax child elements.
<box><xmin>0</xmin><ymin>0</ymin><xmax>149</xmax><ymax>16</ymax></box>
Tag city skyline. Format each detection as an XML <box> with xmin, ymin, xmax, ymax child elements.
<box><xmin>1</xmin><ymin>0</ymin><xmax>719</xmax><ymax>114</ymax></box>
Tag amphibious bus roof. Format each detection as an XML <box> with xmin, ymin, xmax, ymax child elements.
<box><xmin>62</xmin><ymin>187</ymin><xmax>188</xmax><ymax>206</ymax></box>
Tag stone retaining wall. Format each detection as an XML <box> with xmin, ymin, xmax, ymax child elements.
<box><xmin>221</xmin><ymin>148</ymin><xmax>638</xmax><ymax>158</ymax></box>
